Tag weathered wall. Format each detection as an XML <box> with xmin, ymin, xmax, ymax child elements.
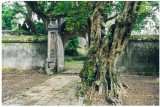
<box><xmin>118</xmin><ymin>40</ymin><xmax>159</xmax><ymax>75</ymax></box>
<box><xmin>2</xmin><ymin>39</ymin><xmax>159</xmax><ymax>75</ymax></box>
<box><xmin>2</xmin><ymin>30</ymin><xmax>12</xmax><ymax>36</ymax></box>
<box><xmin>2</xmin><ymin>43</ymin><xmax>47</xmax><ymax>70</ymax></box>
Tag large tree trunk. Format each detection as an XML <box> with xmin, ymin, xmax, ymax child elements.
<box><xmin>80</xmin><ymin>1</ymin><xmax>141</xmax><ymax>105</ymax></box>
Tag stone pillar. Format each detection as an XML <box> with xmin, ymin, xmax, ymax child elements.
<box><xmin>57</xmin><ymin>33</ymin><xmax>64</xmax><ymax>71</ymax></box>
<box><xmin>45</xmin><ymin>20</ymin><xmax>58</xmax><ymax>74</ymax></box>
<box><xmin>45</xmin><ymin>19</ymin><xmax>64</xmax><ymax>74</ymax></box>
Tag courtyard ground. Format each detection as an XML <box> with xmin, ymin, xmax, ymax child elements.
<box><xmin>122</xmin><ymin>73</ymin><xmax>159</xmax><ymax>105</ymax></box>
<box><xmin>2</xmin><ymin>67</ymin><xmax>159</xmax><ymax>106</ymax></box>
<box><xmin>2</xmin><ymin>68</ymin><xmax>51</xmax><ymax>101</ymax></box>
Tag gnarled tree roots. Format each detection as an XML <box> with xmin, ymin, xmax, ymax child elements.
<box><xmin>79</xmin><ymin>75</ymin><xmax>127</xmax><ymax>105</ymax></box>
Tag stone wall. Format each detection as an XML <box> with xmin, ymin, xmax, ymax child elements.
<box><xmin>2</xmin><ymin>30</ymin><xmax>12</xmax><ymax>36</ymax></box>
<box><xmin>118</xmin><ymin>40</ymin><xmax>159</xmax><ymax>75</ymax></box>
<box><xmin>2</xmin><ymin>43</ymin><xmax>47</xmax><ymax>70</ymax></box>
<box><xmin>2</xmin><ymin>38</ymin><xmax>159</xmax><ymax>75</ymax></box>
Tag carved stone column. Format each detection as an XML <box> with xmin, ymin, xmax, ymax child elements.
<box><xmin>45</xmin><ymin>18</ymin><xmax>64</xmax><ymax>74</ymax></box>
<box><xmin>45</xmin><ymin>19</ymin><xmax>58</xmax><ymax>74</ymax></box>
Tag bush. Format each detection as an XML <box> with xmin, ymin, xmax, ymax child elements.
<box><xmin>35</xmin><ymin>22</ymin><xmax>46</xmax><ymax>35</ymax></box>
<box><xmin>65</xmin><ymin>36</ymin><xmax>79</xmax><ymax>56</ymax></box>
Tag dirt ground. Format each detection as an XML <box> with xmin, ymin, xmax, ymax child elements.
<box><xmin>2</xmin><ymin>68</ymin><xmax>159</xmax><ymax>105</ymax></box>
<box><xmin>2</xmin><ymin>68</ymin><xmax>51</xmax><ymax>101</ymax></box>
<box><xmin>122</xmin><ymin>74</ymin><xmax>159</xmax><ymax>105</ymax></box>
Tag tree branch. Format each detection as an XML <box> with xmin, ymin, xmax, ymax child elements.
<box><xmin>106</xmin><ymin>13</ymin><xmax>119</xmax><ymax>22</ymax></box>
<box><xmin>24</xmin><ymin>1</ymin><xmax>49</xmax><ymax>22</ymax></box>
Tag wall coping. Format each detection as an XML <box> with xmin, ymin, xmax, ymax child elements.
<box><xmin>2</xmin><ymin>35</ymin><xmax>159</xmax><ymax>43</ymax></box>
<box><xmin>2</xmin><ymin>36</ymin><xmax>47</xmax><ymax>43</ymax></box>
<box><xmin>129</xmin><ymin>35</ymin><xmax>159</xmax><ymax>42</ymax></box>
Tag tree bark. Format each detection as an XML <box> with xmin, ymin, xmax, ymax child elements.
<box><xmin>25</xmin><ymin>7</ymin><xmax>36</xmax><ymax>34</ymax></box>
<box><xmin>80</xmin><ymin>1</ymin><xmax>141</xmax><ymax>105</ymax></box>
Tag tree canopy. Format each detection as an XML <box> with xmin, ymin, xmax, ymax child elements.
<box><xmin>2</xmin><ymin>1</ymin><xmax>159</xmax><ymax>34</ymax></box>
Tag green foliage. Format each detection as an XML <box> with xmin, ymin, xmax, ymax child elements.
<box><xmin>36</xmin><ymin>1</ymin><xmax>55</xmax><ymax>18</ymax></box>
<box><xmin>133</xmin><ymin>1</ymin><xmax>159</xmax><ymax>32</ymax></box>
<box><xmin>3</xmin><ymin>1</ymin><xmax>159</xmax><ymax>36</ymax></box>
<box><xmin>53</xmin><ymin>1</ymin><xmax>91</xmax><ymax>33</ymax></box>
<box><xmin>104</xmin><ymin>5</ymin><xmax>112</xmax><ymax>15</ymax></box>
<box><xmin>65</xmin><ymin>48</ymin><xmax>86</xmax><ymax>61</ymax></box>
<box><xmin>88</xmin><ymin>70</ymin><xmax>96</xmax><ymax>81</ymax></box>
<box><xmin>2</xmin><ymin>2</ymin><xmax>30</xmax><ymax>30</ymax></box>
<box><xmin>2</xmin><ymin>3</ymin><xmax>18</xmax><ymax>30</ymax></box>
<box><xmin>2</xmin><ymin>1</ymin><xmax>48</xmax><ymax>35</ymax></box>
<box><xmin>80</xmin><ymin>59</ymin><xmax>97</xmax><ymax>86</ymax></box>
<box><xmin>2</xmin><ymin>2</ymin><xmax>25</xmax><ymax>30</ymax></box>
<box><xmin>115</xmin><ymin>1</ymin><xmax>125</xmax><ymax>12</ymax></box>
<box><xmin>35</xmin><ymin>22</ymin><xmax>46</xmax><ymax>35</ymax></box>
<box><xmin>65</xmin><ymin>36</ymin><xmax>79</xmax><ymax>56</ymax></box>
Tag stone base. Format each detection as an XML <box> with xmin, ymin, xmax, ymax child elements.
<box><xmin>45</xmin><ymin>57</ymin><xmax>57</xmax><ymax>74</ymax></box>
<box><xmin>46</xmin><ymin>68</ymin><xmax>57</xmax><ymax>75</ymax></box>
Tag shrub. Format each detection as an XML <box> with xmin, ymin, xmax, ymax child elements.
<box><xmin>65</xmin><ymin>36</ymin><xmax>79</xmax><ymax>56</ymax></box>
<box><xmin>35</xmin><ymin>22</ymin><xmax>46</xmax><ymax>35</ymax></box>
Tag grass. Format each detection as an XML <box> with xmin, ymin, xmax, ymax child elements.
<box><xmin>65</xmin><ymin>48</ymin><xmax>86</xmax><ymax>61</ymax></box>
<box><xmin>64</xmin><ymin>47</ymin><xmax>86</xmax><ymax>70</ymax></box>
<box><xmin>65</xmin><ymin>60</ymin><xmax>84</xmax><ymax>70</ymax></box>
<box><xmin>65</xmin><ymin>55</ymin><xmax>85</xmax><ymax>61</ymax></box>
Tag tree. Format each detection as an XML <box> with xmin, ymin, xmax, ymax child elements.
<box><xmin>24</xmin><ymin>1</ymin><xmax>57</xmax><ymax>31</ymax></box>
<box><xmin>19</xmin><ymin>1</ymin><xmax>159</xmax><ymax>105</ymax></box>
<box><xmin>79</xmin><ymin>1</ymin><xmax>159</xmax><ymax>105</ymax></box>
<box><xmin>133</xmin><ymin>1</ymin><xmax>159</xmax><ymax>33</ymax></box>
<box><xmin>2</xmin><ymin>1</ymin><xmax>46</xmax><ymax>35</ymax></box>
<box><xmin>2</xmin><ymin>2</ymin><xmax>18</xmax><ymax>30</ymax></box>
<box><xmin>79</xmin><ymin>1</ymin><xmax>142</xmax><ymax>105</ymax></box>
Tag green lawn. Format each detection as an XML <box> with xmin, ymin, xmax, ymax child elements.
<box><xmin>65</xmin><ymin>60</ymin><xmax>84</xmax><ymax>70</ymax></box>
<box><xmin>64</xmin><ymin>47</ymin><xmax>86</xmax><ymax>70</ymax></box>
